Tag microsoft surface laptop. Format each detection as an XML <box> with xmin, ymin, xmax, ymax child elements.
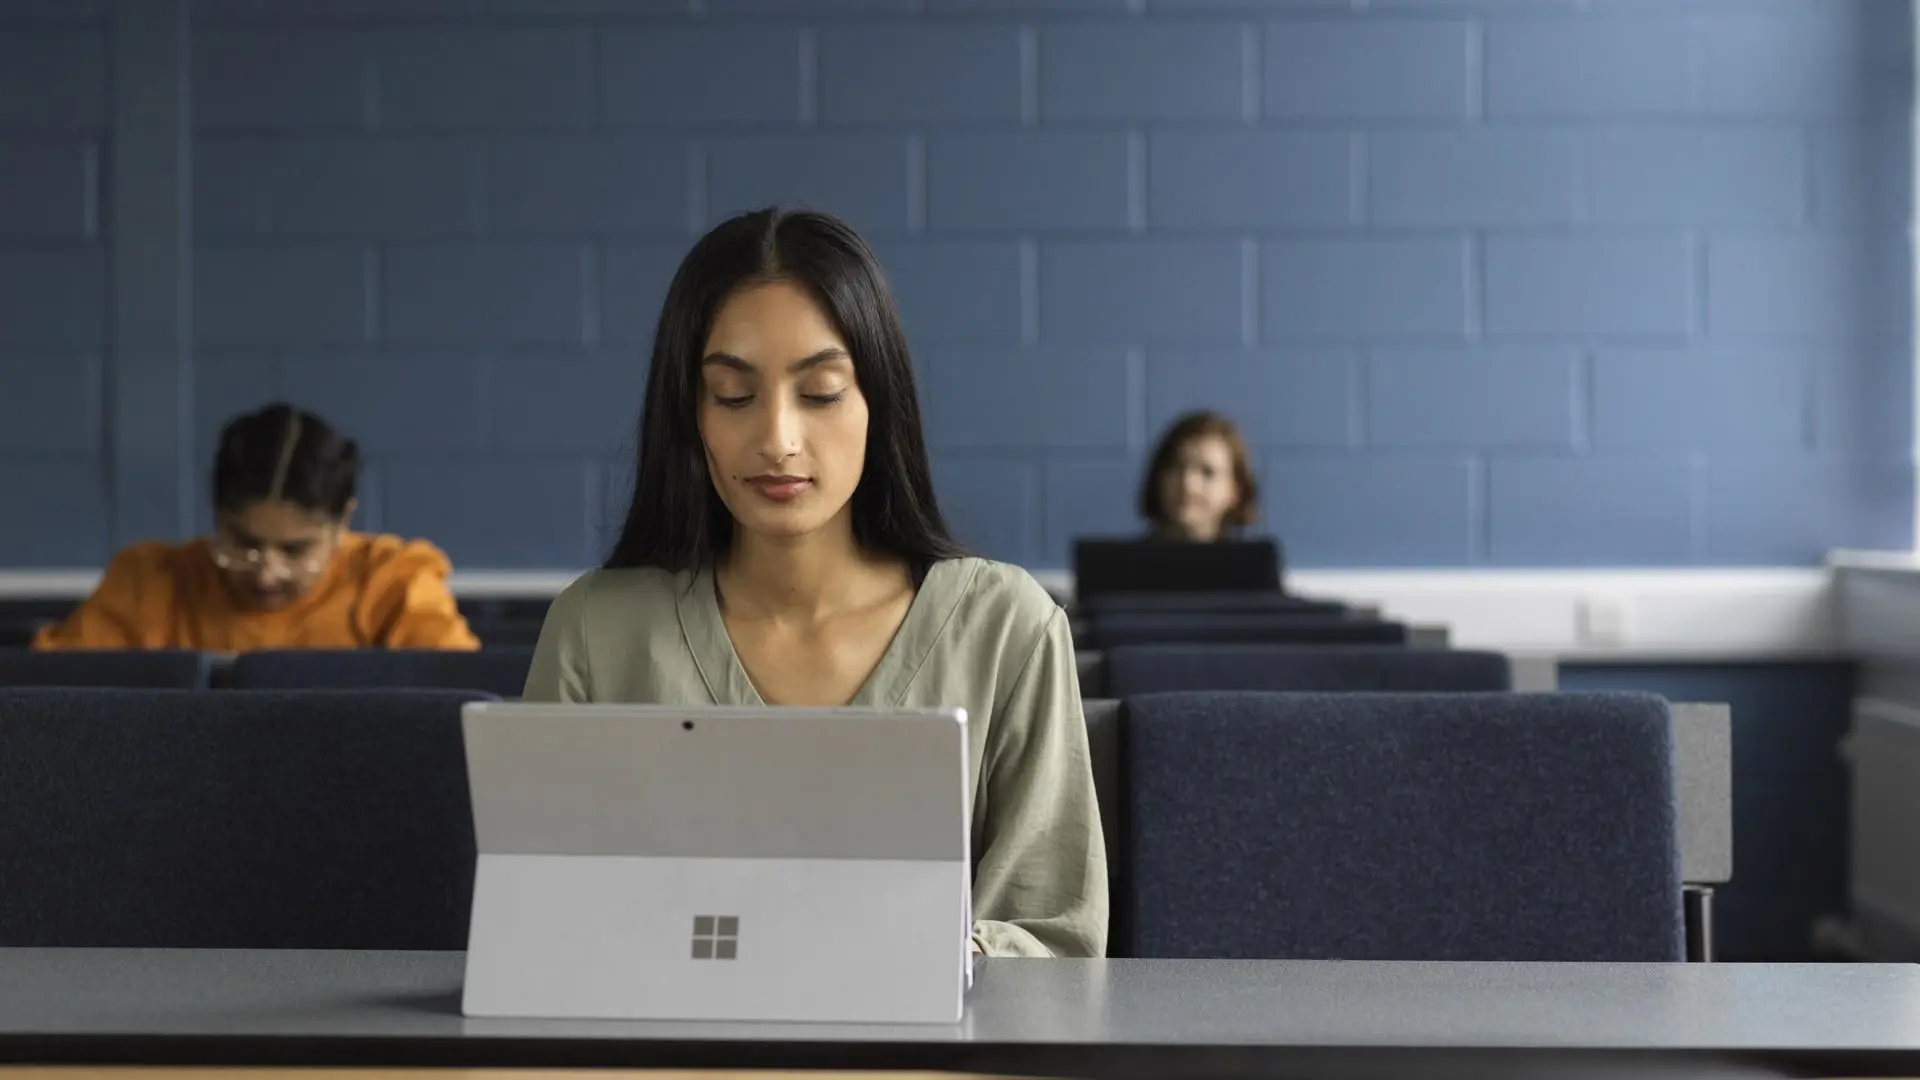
<box><xmin>460</xmin><ymin>701</ymin><xmax>972</xmax><ymax>1024</ymax></box>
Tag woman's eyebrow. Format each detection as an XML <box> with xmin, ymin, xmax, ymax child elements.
<box><xmin>700</xmin><ymin>348</ymin><xmax>849</xmax><ymax>374</ymax></box>
<box><xmin>700</xmin><ymin>352</ymin><xmax>756</xmax><ymax>373</ymax></box>
<box><xmin>789</xmin><ymin>347</ymin><xmax>850</xmax><ymax>373</ymax></box>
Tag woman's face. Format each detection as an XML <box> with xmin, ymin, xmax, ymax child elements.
<box><xmin>697</xmin><ymin>280</ymin><xmax>871</xmax><ymax>545</ymax></box>
<box><xmin>1156</xmin><ymin>434</ymin><xmax>1241</xmax><ymax>542</ymax></box>
<box><xmin>211</xmin><ymin>498</ymin><xmax>349</xmax><ymax>609</ymax></box>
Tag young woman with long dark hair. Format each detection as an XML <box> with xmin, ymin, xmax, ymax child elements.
<box><xmin>523</xmin><ymin>208</ymin><xmax>1106</xmax><ymax>958</ymax></box>
<box><xmin>526</xmin><ymin>205</ymin><xmax>1105</xmax><ymax>953</ymax></box>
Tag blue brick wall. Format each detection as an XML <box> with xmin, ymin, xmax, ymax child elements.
<box><xmin>0</xmin><ymin>0</ymin><xmax>1910</xmax><ymax>569</ymax></box>
<box><xmin>0</xmin><ymin>3</ymin><xmax>109</xmax><ymax>566</ymax></box>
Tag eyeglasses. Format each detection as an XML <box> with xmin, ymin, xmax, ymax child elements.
<box><xmin>209</xmin><ymin>539</ymin><xmax>326</xmax><ymax>576</ymax></box>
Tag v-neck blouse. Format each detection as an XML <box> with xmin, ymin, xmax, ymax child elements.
<box><xmin>521</xmin><ymin>556</ymin><xmax>1108</xmax><ymax>958</ymax></box>
<box><xmin>672</xmin><ymin>560</ymin><xmax>962</xmax><ymax>709</ymax></box>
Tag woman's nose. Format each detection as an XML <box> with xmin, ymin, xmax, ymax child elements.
<box><xmin>756</xmin><ymin>399</ymin><xmax>801</xmax><ymax>462</ymax></box>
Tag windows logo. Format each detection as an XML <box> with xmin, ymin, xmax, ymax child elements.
<box><xmin>691</xmin><ymin>915</ymin><xmax>739</xmax><ymax>960</ymax></box>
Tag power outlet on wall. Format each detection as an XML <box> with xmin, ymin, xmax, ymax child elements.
<box><xmin>1575</xmin><ymin>597</ymin><xmax>1628</xmax><ymax>646</ymax></box>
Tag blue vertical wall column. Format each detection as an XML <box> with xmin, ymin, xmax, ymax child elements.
<box><xmin>0</xmin><ymin>1</ymin><xmax>111</xmax><ymax>565</ymax></box>
<box><xmin>107</xmin><ymin>0</ymin><xmax>192</xmax><ymax>547</ymax></box>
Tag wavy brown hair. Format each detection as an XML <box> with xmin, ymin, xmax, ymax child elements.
<box><xmin>1137</xmin><ymin>410</ymin><xmax>1259</xmax><ymax>532</ymax></box>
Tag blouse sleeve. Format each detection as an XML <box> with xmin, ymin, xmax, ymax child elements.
<box><xmin>360</xmin><ymin>540</ymin><xmax>480</xmax><ymax>650</ymax></box>
<box><xmin>31</xmin><ymin>545</ymin><xmax>168</xmax><ymax>650</ymax></box>
<box><xmin>969</xmin><ymin>606</ymin><xmax>1110</xmax><ymax>957</ymax></box>
<box><xmin>521</xmin><ymin>573</ymin><xmax>593</xmax><ymax>702</ymax></box>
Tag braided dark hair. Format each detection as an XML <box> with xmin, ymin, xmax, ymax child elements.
<box><xmin>212</xmin><ymin>402</ymin><xmax>361</xmax><ymax>517</ymax></box>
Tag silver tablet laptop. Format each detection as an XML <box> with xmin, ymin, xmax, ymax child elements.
<box><xmin>459</xmin><ymin>701</ymin><xmax>973</xmax><ymax>1024</ymax></box>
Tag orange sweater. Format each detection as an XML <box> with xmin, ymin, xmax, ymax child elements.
<box><xmin>32</xmin><ymin>533</ymin><xmax>481</xmax><ymax>652</ymax></box>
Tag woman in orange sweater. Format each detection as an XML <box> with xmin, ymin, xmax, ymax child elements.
<box><xmin>34</xmin><ymin>403</ymin><xmax>480</xmax><ymax>652</ymax></box>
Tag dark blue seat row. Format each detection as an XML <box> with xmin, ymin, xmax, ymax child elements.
<box><xmin>0</xmin><ymin>688</ymin><xmax>486</xmax><ymax>951</ymax></box>
<box><xmin>0</xmin><ymin>597</ymin><xmax>556</xmax><ymax>651</ymax></box>
<box><xmin>0</xmin><ymin>687</ymin><xmax>1682</xmax><ymax>962</ymax></box>
<box><xmin>1076</xmin><ymin>591</ymin><xmax>1349</xmax><ymax>617</ymax></box>
<box><xmin>0</xmin><ymin>648</ymin><xmax>537</xmax><ymax>697</ymax></box>
<box><xmin>1097</xmin><ymin>645</ymin><xmax>1511</xmax><ymax>697</ymax></box>
<box><xmin>1082</xmin><ymin>612</ymin><xmax>1411</xmax><ymax>649</ymax></box>
<box><xmin>2</xmin><ymin>644</ymin><xmax>1508</xmax><ymax>701</ymax></box>
<box><xmin>0</xmin><ymin>649</ymin><xmax>216</xmax><ymax>690</ymax></box>
<box><xmin>1112</xmin><ymin>691</ymin><xmax>1681</xmax><ymax>961</ymax></box>
<box><xmin>231</xmin><ymin>648</ymin><xmax>536</xmax><ymax>697</ymax></box>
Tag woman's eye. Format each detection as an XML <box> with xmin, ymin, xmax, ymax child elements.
<box><xmin>803</xmin><ymin>392</ymin><xmax>845</xmax><ymax>406</ymax></box>
<box><xmin>714</xmin><ymin>393</ymin><xmax>752</xmax><ymax>409</ymax></box>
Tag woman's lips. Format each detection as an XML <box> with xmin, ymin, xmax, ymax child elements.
<box><xmin>746</xmin><ymin>476</ymin><xmax>811</xmax><ymax>502</ymax></box>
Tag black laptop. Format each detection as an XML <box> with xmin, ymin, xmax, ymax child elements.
<box><xmin>1072</xmin><ymin>537</ymin><xmax>1284</xmax><ymax>600</ymax></box>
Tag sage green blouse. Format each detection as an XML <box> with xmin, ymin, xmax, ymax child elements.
<box><xmin>521</xmin><ymin>556</ymin><xmax>1109</xmax><ymax>958</ymax></box>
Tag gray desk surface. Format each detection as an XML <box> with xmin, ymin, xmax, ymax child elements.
<box><xmin>5</xmin><ymin>951</ymin><xmax>1920</xmax><ymax>1077</ymax></box>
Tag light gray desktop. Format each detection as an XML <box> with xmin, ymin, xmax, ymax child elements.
<box><xmin>4</xmin><ymin>949</ymin><xmax>1920</xmax><ymax>1077</ymax></box>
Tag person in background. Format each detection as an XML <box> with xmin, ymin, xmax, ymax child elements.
<box><xmin>1139</xmin><ymin>410</ymin><xmax>1260</xmax><ymax>543</ymax></box>
<box><xmin>33</xmin><ymin>403</ymin><xmax>479</xmax><ymax>652</ymax></box>
<box><xmin>522</xmin><ymin>206</ymin><xmax>1107</xmax><ymax>958</ymax></box>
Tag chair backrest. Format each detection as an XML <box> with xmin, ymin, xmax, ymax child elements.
<box><xmin>1082</xmin><ymin>698</ymin><xmax>1128</xmax><ymax>952</ymax></box>
<box><xmin>457</xmin><ymin>598</ymin><xmax>554</xmax><ymax>649</ymax></box>
<box><xmin>1105</xmin><ymin>645</ymin><xmax>1511</xmax><ymax>696</ymax></box>
<box><xmin>1073</xmin><ymin>538</ymin><xmax>1283</xmax><ymax>599</ymax></box>
<box><xmin>1087</xmin><ymin>614</ymin><xmax>1409</xmax><ymax>649</ymax></box>
<box><xmin>1079</xmin><ymin>592</ymin><xmax>1347</xmax><ymax>618</ymax></box>
<box><xmin>228</xmin><ymin>647</ymin><xmax>535</xmax><ymax>697</ymax></box>
<box><xmin>0</xmin><ymin>600</ymin><xmax>73</xmax><ymax>649</ymax></box>
<box><xmin>1077</xmin><ymin>651</ymin><xmax>1106</xmax><ymax>698</ymax></box>
<box><xmin>0</xmin><ymin>687</ymin><xmax>489</xmax><ymax>949</ymax></box>
<box><xmin>1082</xmin><ymin>698</ymin><xmax>1123</xmax><ymax>866</ymax></box>
<box><xmin>1124</xmin><ymin>690</ymin><xmax>1683</xmax><ymax>961</ymax></box>
<box><xmin>0</xmin><ymin>649</ymin><xmax>212</xmax><ymax>690</ymax></box>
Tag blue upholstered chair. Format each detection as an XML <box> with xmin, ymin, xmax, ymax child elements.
<box><xmin>228</xmin><ymin>647</ymin><xmax>535</xmax><ymax>697</ymax></box>
<box><xmin>0</xmin><ymin>688</ymin><xmax>490</xmax><ymax>949</ymax></box>
<box><xmin>0</xmin><ymin>648</ymin><xmax>212</xmax><ymax>690</ymax></box>
<box><xmin>1079</xmin><ymin>592</ymin><xmax>1348</xmax><ymax>618</ymax></box>
<box><xmin>1086</xmin><ymin>613</ymin><xmax>1409</xmax><ymax>649</ymax></box>
<box><xmin>1105</xmin><ymin>645</ymin><xmax>1511</xmax><ymax>696</ymax></box>
<box><xmin>1123</xmin><ymin>690</ymin><xmax>1683</xmax><ymax>961</ymax></box>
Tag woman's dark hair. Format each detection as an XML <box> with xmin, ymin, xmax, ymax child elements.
<box><xmin>1138</xmin><ymin>410</ymin><xmax>1260</xmax><ymax>531</ymax></box>
<box><xmin>212</xmin><ymin>402</ymin><xmax>361</xmax><ymax>518</ymax></box>
<box><xmin>605</xmin><ymin>206</ymin><xmax>962</xmax><ymax>575</ymax></box>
